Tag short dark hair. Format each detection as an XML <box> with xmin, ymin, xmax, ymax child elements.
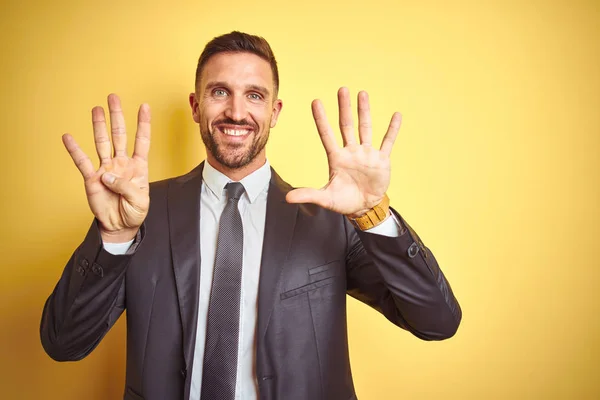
<box><xmin>195</xmin><ymin>31</ymin><xmax>279</xmax><ymax>96</ymax></box>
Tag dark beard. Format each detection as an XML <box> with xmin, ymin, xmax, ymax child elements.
<box><xmin>201</xmin><ymin>119</ymin><xmax>268</xmax><ymax>169</ymax></box>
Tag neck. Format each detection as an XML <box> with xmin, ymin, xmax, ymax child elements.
<box><xmin>206</xmin><ymin>154</ymin><xmax>267</xmax><ymax>182</ymax></box>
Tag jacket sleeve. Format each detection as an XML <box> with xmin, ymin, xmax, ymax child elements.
<box><xmin>345</xmin><ymin>208</ymin><xmax>462</xmax><ymax>340</ymax></box>
<box><xmin>40</xmin><ymin>221</ymin><xmax>141</xmax><ymax>361</ymax></box>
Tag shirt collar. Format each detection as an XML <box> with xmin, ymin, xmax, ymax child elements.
<box><xmin>202</xmin><ymin>159</ymin><xmax>271</xmax><ymax>204</ymax></box>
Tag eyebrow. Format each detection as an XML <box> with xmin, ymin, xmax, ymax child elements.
<box><xmin>204</xmin><ymin>81</ymin><xmax>271</xmax><ymax>97</ymax></box>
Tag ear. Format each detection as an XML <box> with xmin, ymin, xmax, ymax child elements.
<box><xmin>269</xmin><ymin>99</ymin><xmax>283</xmax><ymax>128</ymax></box>
<box><xmin>189</xmin><ymin>92</ymin><xmax>200</xmax><ymax>123</ymax></box>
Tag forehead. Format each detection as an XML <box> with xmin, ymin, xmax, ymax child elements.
<box><xmin>200</xmin><ymin>52</ymin><xmax>273</xmax><ymax>92</ymax></box>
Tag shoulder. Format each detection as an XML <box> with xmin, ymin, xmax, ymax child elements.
<box><xmin>149</xmin><ymin>163</ymin><xmax>204</xmax><ymax>198</ymax></box>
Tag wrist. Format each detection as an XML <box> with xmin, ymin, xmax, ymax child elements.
<box><xmin>100</xmin><ymin>227</ymin><xmax>138</xmax><ymax>243</ymax></box>
<box><xmin>346</xmin><ymin>194</ymin><xmax>390</xmax><ymax>230</ymax></box>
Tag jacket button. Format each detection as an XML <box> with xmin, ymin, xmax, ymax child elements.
<box><xmin>76</xmin><ymin>265</ymin><xmax>86</xmax><ymax>276</ymax></box>
<box><xmin>80</xmin><ymin>258</ymin><xmax>89</xmax><ymax>268</ymax></box>
<box><xmin>408</xmin><ymin>242</ymin><xmax>419</xmax><ymax>258</ymax></box>
<box><xmin>91</xmin><ymin>264</ymin><xmax>104</xmax><ymax>277</ymax></box>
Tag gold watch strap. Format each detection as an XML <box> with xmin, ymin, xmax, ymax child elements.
<box><xmin>347</xmin><ymin>194</ymin><xmax>390</xmax><ymax>230</ymax></box>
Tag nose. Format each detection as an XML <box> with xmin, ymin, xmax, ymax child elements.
<box><xmin>224</xmin><ymin>94</ymin><xmax>246</xmax><ymax>121</ymax></box>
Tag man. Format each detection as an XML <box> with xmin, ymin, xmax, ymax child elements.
<box><xmin>41</xmin><ymin>31</ymin><xmax>461</xmax><ymax>400</ymax></box>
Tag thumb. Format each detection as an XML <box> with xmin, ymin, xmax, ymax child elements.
<box><xmin>286</xmin><ymin>188</ymin><xmax>331</xmax><ymax>208</ymax></box>
<box><xmin>101</xmin><ymin>172</ymin><xmax>138</xmax><ymax>201</ymax></box>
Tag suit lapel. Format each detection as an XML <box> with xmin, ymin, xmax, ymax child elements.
<box><xmin>168</xmin><ymin>162</ymin><xmax>205</xmax><ymax>375</ymax></box>
<box><xmin>257</xmin><ymin>169</ymin><xmax>298</xmax><ymax>340</ymax></box>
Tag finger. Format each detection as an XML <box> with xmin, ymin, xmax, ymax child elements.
<box><xmin>357</xmin><ymin>91</ymin><xmax>372</xmax><ymax>146</ymax></box>
<box><xmin>62</xmin><ymin>133</ymin><xmax>96</xmax><ymax>180</ymax></box>
<box><xmin>286</xmin><ymin>187</ymin><xmax>331</xmax><ymax>208</ymax></box>
<box><xmin>101</xmin><ymin>172</ymin><xmax>141</xmax><ymax>203</ymax></box>
<box><xmin>311</xmin><ymin>99</ymin><xmax>337</xmax><ymax>156</ymax></box>
<box><xmin>108</xmin><ymin>93</ymin><xmax>128</xmax><ymax>157</ymax></box>
<box><xmin>380</xmin><ymin>112</ymin><xmax>402</xmax><ymax>157</ymax></box>
<box><xmin>337</xmin><ymin>87</ymin><xmax>355</xmax><ymax>146</ymax></box>
<box><xmin>133</xmin><ymin>103</ymin><xmax>151</xmax><ymax>162</ymax></box>
<box><xmin>92</xmin><ymin>106</ymin><xmax>111</xmax><ymax>165</ymax></box>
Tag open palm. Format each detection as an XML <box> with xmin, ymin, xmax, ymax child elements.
<box><xmin>63</xmin><ymin>94</ymin><xmax>151</xmax><ymax>242</ymax></box>
<box><xmin>286</xmin><ymin>88</ymin><xmax>401</xmax><ymax>218</ymax></box>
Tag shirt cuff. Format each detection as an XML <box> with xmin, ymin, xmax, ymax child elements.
<box><xmin>103</xmin><ymin>239</ymin><xmax>135</xmax><ymax>255</ymax></box>
<box><xmin>364</xmin><ymin>212</ymin><xmax>404</xmax><ymax>237</ymax></box>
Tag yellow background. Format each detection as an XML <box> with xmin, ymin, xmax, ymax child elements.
<box><xmin>1</xmin><ymin>0</ymin><xmax>599</xmax><ymax>398</ymax></box>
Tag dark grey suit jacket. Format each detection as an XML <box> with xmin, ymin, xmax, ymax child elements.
<box><xmin>40</xmin><ymin>163</ymin><xmax>461</xmax><ymax>400</ymax></box>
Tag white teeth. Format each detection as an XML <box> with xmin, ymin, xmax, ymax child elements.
<box><xmin>223</xmin><ymin>128</ymin><xmax>250</xmax><ymax>136</ymax></box>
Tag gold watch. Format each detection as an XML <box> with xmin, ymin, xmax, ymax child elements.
<box><xmin>346</xmin><ymin>194</ymin><xmax>390</xmax><ymax>230</ymax></box>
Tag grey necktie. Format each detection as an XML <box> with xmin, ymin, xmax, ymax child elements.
<box><xmin>201</xmin><ymin>182</ymin><xmax>245</xmax><ymax>400</ymax></box>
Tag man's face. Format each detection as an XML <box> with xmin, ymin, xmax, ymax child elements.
<box><xmin>190</xmin><ymin>52</ymin><xmax>282</xmax><ymax>172</ymax></box>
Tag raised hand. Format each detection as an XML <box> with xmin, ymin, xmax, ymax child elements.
<box><xmin>62</xmin><ymin>94</ymin><xmax>151</xmax><ymax>242</ymax></box>
<box><xmin>286</xmin><ymin>87</ymin><xmax>401</xmax><ymax>218</ymax></box>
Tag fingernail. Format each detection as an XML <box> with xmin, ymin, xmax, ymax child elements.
<box><xmin>103</xmin><ymin>173</ymin><xmax>116</xmax><ymax>184</ymax></box>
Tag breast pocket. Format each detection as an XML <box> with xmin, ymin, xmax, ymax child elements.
<box><xmin>280</xmin><ymin>261</ymin><xmax>343</xmax><ymax>300</ymax></box>
<box><xmin>309</xmin><ymin>260</ymin><xmax>342</xmax><ymax>282</ymax></box>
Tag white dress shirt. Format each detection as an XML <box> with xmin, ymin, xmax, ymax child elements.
<box><xmin>189</xmin><ymin>160</ymin><xmax>271</xmax><ymax>400</ymax></box>
<box><xmin>103</xmin><ymin>159</ymin><xmax>401</xmax><ymax>399</ymax></box>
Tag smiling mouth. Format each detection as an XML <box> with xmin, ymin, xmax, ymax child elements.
<box><xmin>221</xmin><ymin>128</ymin><xmax>251</xmax><ymax>136</ymax></box>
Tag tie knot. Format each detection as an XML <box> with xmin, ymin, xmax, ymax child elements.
<box><xmin>225</xmin><ymin>182</ymin><xmax>245</xmax><ymax>201</ymax></box>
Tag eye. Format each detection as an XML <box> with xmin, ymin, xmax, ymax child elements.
<box><xmin>213</xmin><ymin>89</ymin><xmax>228</xmax><ymax>97</ymax></box>
<box><xmin>248</xmin><ymin>93</ymin><xmax>263</xmax><ymax>100</ymax></box>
